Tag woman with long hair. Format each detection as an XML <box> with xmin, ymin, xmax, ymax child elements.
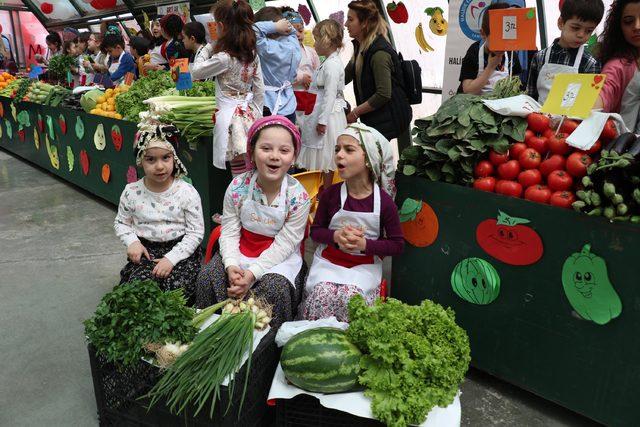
<box><xmin>344</xmin><ymin>0</ymin><xmax>411</xmax><ymax>144</ymax></box>
<box><xmin>191</xmin><ymin>0</ymin><xmax>265</xmax><ymax>175</ymax></box>
<box><xmin>595</xmin><ymin>0</ymin><xmax>640</xmax><ymax>131</ymax></box>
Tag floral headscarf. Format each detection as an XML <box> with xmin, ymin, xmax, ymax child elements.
<box><xmin>134</xmin><ymin>122</ymin><xmax>188</xmax><ymax>178</ymax></box>
<box><xmin>244</xmin><ymin>115</ymin><xmax>301</xmax><ymax>170</ymax></box>
<box><xmin>339</xmin><ymin>122</ymin><xmax>397</xmax><ymax>199</ymax></box>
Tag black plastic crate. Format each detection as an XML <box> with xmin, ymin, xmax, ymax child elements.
<box><xmin>274</xmin><ymin>394</ymin><xmax>384</xmax><ymax>427</ymax></box>
<box><xmin>88</xmin><ymin>328</ymin><xmax>280</xmax><ymax>426</ymax></box>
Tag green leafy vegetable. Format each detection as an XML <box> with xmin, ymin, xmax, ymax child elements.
<box><xmin>84</xmin><ymin>280</ymin><xmax>197</xmax><ymax>367</ymax></box>
<box><xmin>347</xmin><ymin>296</ymin><xmax>470</xmax><ymax>427</ymax></box>
<box><xmin>115</xmin><ymin>71</ymin><xmax>174</xmax><ymax>121</ymax></box>
<box><xmin>400</xmin><ymin>94</ymin><xmax>527</xmax><ymax>185</ymax></box>
<box><xmin>47</xmin><ymin>55</ymin><xmax>77</xmax><ymax>80</ymax></box>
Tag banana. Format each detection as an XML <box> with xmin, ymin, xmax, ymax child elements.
<box><xmin>415</xmin><ymin>23</ymin><xmax>434</xmax><ymax>52</ymax></box>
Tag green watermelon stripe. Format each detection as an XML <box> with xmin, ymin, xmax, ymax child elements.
<box><xmin>291</xmin><ymin>378</ymin><xmax>360</xmax><ymax>392</ymax></box>
<box><xmin>284</xmin><ymin>335</ymin><xmax>349</xmax><ymax>351</ymax></box>
<box><xmin>282</xmin><ymin>350</ymin><xmax>359</xmax><ymax>367</ymax></box>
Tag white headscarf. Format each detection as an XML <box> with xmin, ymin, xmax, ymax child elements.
<box><xmin>134</xmin><ymin>121</ymin><xmax>188</xmax><ymax>178</ymax></box>
<box><xmin>339</xmin><ymin>122</ymin><xmax>396</xmax><ymax>199</ymax></box>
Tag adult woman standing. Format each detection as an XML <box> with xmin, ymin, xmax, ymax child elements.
<box><xmin>594</xmin><ymin>0</ymin><xmax>640</xmax><ymax>131</ymax></box>
<box><xmin>344</xmin><ymin>0</ymin><xmax>412</xmax><ymax>145</ymax></box>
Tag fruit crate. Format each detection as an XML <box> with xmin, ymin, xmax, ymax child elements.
<box><xmin>274</xmin><ymin>394</ymin><xmax>384</xmax><ymax>427</ymax></box>
<box><xmin>88</xmin><ymin>329</ymin><xmax>280</xmax><ymax>426</ymax></box>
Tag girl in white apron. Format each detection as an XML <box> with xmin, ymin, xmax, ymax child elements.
<box><xmin>298</xmin><ymin>19</ymin><xmax>348</xmax><ymax>192</ymax></box>
<box><xmin>536</xmin><ymin>45</ymin><xmax>584</xmax><ymax>104</ymax></box>
<box><xmin>195</xmin><ymin>116</ymin><xmax>311</xmax><ymax>327</ymax></box>
<box><xmin>301</xmin><ymin>123</ymin><xmax>404</xmax><ymax>322</ymax></box>
<box><xmin>476</xmin><ymin>42</ymin><xmax>510</xmax><ymax>95</ymax></box>
<box><xmin>191</xmin><ymin>0</ymin><xmax>265</xmax><ymax>175</ymax></box>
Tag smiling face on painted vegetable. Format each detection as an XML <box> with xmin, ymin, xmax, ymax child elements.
<box><xmin>334</xmin><ymin>135</ymin><xmax>369</xmax><ymax>181</ymax></box>
<box><xmin>252</xmin><ymin>126</ymin><xmax>296</xmax><ymax>186</ymax></box>
<box><xmin>141</xmin><ymin>147</ymin><xmax>175</xmax><ymax>192</ymax></box>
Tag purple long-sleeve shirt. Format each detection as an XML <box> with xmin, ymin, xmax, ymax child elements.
<box><xmin>310</xmin><ymin>183</ymin><xmax>404</xmax><ymax>257</ymax></box>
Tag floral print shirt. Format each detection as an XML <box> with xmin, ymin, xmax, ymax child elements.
<box><xmin>220</xmin><ymin>170</ymin><xmax>310</xmax><ymax>280</ymax></box>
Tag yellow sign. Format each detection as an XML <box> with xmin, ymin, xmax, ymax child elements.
<box><xmin>541</xmin><ymin>73</ymin><xmax>606</xmax><ymax>119</ymax></box>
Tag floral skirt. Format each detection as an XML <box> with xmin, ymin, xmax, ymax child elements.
<box><xmin>194</xmin><ymin>251</ymin><xmax>307</xmax><ymax>328</ymax></box>
<box><xmin>300</xmin><ymin>282</ymin><xmax>378</xmax><ymax>323</ymax></box>
<box><xmin>119</xmin><ymin>237</ymin><xmax>202</xmax><ymax>305</ymax></box>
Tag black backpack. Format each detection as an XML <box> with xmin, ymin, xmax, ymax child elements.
<box><xmin>397</xmin><ymin>53</ymin><xmax>422</xmax><ymax>105</ymax></box>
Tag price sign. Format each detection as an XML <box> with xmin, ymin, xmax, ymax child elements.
<box><xmin>541</xmin><ymin>73</ymin><xmax>606</xmax><ymax>119</ymax></box>
<box><xmin>489</xmin><ymin>8</ymin><xmax>537</xmax><ymax>51</ymax></box>
<box><xmin>124</xmin><ymin>72</ymin><xmax>135</xmax><ymax>86</ymax></box>
<box><xmin>28</xmin><ymin>66</ymin><xmax>43</xmax><ymax>79</ymax></box>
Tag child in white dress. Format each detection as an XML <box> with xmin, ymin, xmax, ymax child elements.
<box><xmin>298</xmin><ymin>19</ymin><xmax>347</xmax><ymax>191</ymax></box>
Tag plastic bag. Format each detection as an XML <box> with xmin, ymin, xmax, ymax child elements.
<box><xmin>275</xmin><ymin>317</ymin><xmax>348</xmax><ymax>347</ymax></box>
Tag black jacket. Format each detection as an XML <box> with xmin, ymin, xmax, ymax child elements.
<box><xmin>353</xmin><ymin>35</ymin><xmax>412</xmax><ymax>140</ymax></box>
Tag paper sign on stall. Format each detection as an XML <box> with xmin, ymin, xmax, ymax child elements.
<box><xmin>541</xmin><ymin>73</ymin><xmax>606</xmax><ymax>119</ymax></box>
<box><xmin>171</xmin><ymin>58</ymin><xmax>193</xmax><ymax>90</ymax></box>
<box><xmin>29</xmin><ymin>66</ymin><xmax>43</xmax><ymax>79</ymax></box>
<box><xmin>488</xmin><ymin>8</ymin><xmax>537</xmax><ymax>51</ymax></box>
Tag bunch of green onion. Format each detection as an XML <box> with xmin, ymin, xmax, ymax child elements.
<box><xmin>146</xmin><ymin>298</ymin><xmax>266</xmax><ymax>418</ymax></box>
<box><xmin>144</xmin><ymin>95</ymin><xmax>216</xmax><ymax>146</ymax></box>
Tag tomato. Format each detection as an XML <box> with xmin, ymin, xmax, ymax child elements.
<box><xmin>473</xmin><ymin>177</ymin><xmax>496</xmax><ymax>192</ymax></box>
<box><xmin>495</xmin><ymin>180</ymin><xmax>523</xmax><ymax>198</ymax></box>
<box><xmin>560</xmin><ymin>119</ymin><xmax>580</xmax><ymax>135</ymax></box>
<box><xmin>518</xmin><ymin>169</ymin><xmax>542</xmax><ymax>188</ymax></box>
<box><xmin>524</xmin><ymin>129</ymin><xmax>535</xmax><ymax>143</ymax></box>
<box><xmin>539</xmin><ymin>155</ymin><xmax>566</xmax><ymax>177</ymax></box>
<box><xmin>475</xmin><ymin>211</ymin><xmax>544</xmax><ymax>265</ymax></box>
<box><xmin>566</xmin><ymin>152</ymin><xmax>592</xmax><ymax>178</ymax></box>
<box><xmin>474</xmin><ymin>160</ymin><xmax>494</xmax><ymax>178</ymax></box>
<box><xmin>489</xmin><ymin>149</ymin><xmax>510</xmax><ymax>166</ymax></box>
<box><xmin>550</xmin><ymin>191</ymin><xmax>576</xmax><ymax>209</ymax></box>
<box><xmin>527</xmin><ymin>136</ymin><xmax>548</xmax><ymax>154</ymax></box>
<box><xmin>518</xmin><ymin>148</ymin><xmax>542</xmax><ymax>169</ymax></box>
<box><xmin>600</xmin><ymin>119</ymin><xmax>618</xmax><ymax>140</ymax></box>
<box><xmin>547</xmin><ymin>170</ymin><xmax>573</xmax><ymax>191</ymax></box>
<box><xmin>497</xmin><ymin>160</ymin><xmax>521</xmax><ymax>180</ymax></box>
<box><xmin>509</xmin><ymin>142</ymin><xmax>527</xmax><ymax>160</ymax></box>
<box><xmin>542</xmin><ymin>128</ymin><xmax>556</xmax><ymax>140</ymax></box>
<box><xmin>587</xmin><ymin>139</ymin><xmax>602</xmax><ymax>155</ymax></box>
<box><xmin>524</xmin><ymin>185</ymin><xmax>552</xmax><ymax>204</ymax></box>
<box><xmin>527</xmin><ymin>112</ymin><xmax>550</xmax><ymax>133</ymax></box>
<box><xmin>547</xmin><ymin>133</ymin><xmax>571</xmax><ymax>155</ymax></box>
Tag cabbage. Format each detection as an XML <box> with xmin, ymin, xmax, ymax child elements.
<box><xmin>80</xmin><ymin>89</ymin><xmax>104</xmax><ymax>113</ymax></box>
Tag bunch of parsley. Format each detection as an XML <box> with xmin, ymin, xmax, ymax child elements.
<box><xmin>84</xmin><ymin>280</ymin><xmax>196</xmax><ymax>367</ymax></box>
<box><xmin>347</xmin><ymin>296</ymin><xmax>471</xmax><ymax>427</ymax></box>
<box><xmin>115</xmin><ymin>70</ymin><xmax>174</xmax><ymax>121</ymax></box>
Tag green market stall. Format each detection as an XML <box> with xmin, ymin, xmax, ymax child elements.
<box><xmin>0</xmin><ymin>97</ymin><xmax>229</xmax><ymax>238</ymax></box>
<box><xmin>392</xmin><ymin>174</ymin><xmax>639</xmax><ymax>427</ymax></box>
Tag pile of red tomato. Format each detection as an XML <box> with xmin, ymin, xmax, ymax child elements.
<box><xmin>473</xmin><ymin>112</ymin><xmax>619</xmax><ymax>208</ymax></box>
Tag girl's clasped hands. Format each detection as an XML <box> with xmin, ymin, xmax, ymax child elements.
<box><xmin>333</xmin><ymin>225</ymin><xmax>367</xmax><ymax>252</ymax></box>
<box><xmin>226</xmin><ymin>266</ymin><xmax>256</xmax><ymax>298</ymax></box>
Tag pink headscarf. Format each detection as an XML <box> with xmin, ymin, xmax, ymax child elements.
<box><xmin>245</xmin><ymin>115</ymin><xmax>302</xmax><ymax>170</ymax></box>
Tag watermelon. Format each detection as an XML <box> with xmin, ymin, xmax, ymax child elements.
<box><xmin>281</xmin><ymin>327</ymin><xmax>361</xmax><ymax>393</ymax></box>
<box><xmin>451</xmin><ymin>257</ymin><xmax>501</xmax><ymax>305</ymax></box>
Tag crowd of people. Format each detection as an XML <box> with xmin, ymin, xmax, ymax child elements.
<box><xmin>35</xmin><ymin>0</ymin><xmax>640</xmax><ymax>327</ymax></box>
<box><xmin>112</xmin><ymin>0</ymin><xmax>410</xmax><ymax>327</ymax></box>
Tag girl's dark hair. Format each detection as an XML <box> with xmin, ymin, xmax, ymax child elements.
<box><xmin>254</xmin><ymin>6</ymin><xmax>283</xmax><ymax>22</ymax></box>
<box><xmin>213</xmin><ymin>0</ymin><xmax>257</xmax><ymax>64</ymax></box>
<box><xmin>45</xmin><ymin>32</ymin><xmax>62</xmax><ymax>48</ymax></box>
<box><xmin>101</xmin><ymin>34</ymin><xmax>125</xmax><ymax>50</ymax></box>
<box><xmin>183</xmin><ymin>22</ymin><xmax>207</xmax><ymax>44</ymax></box>
<box><xmin>129</xmin><ymin>36</ymin><xmax>150</xmax><ymax>56</ymax></box>
<box><xmin>160</xmin><ymin>14</ymin><xmax>184</xmax><ymax>39</ymax></box>
<box><xmin>63</xmin><ymin>40</ymin><xmax>76</xmax><ymax>55</ymax></box>
<box><xmin>78</xmin><ymin>32</ymin><xmax>91</xmax><ymax>44</ymax></box>
<box><xmin>598</xmin><ymin>0</ymin><xmax>640</xmax><ymax>64</ymax></box>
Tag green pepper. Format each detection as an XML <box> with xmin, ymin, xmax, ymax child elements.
<box><xmin>561</xmin><ymin>244</ymin><xmax>622</xmax><ymax>325</ymax></box>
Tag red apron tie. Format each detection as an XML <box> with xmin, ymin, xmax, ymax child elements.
<box><xmin>294</xmin><ymin>91</ymin><xmax>317</xmax><ymax>115</ymax></box>
<box><xmin>321</xmin><ymin>244</ymin><xmax>374</xmax><ymax>269</ymax></box>
<box><xmin>239</xmin><ymin>227</ymin><xmax>275</xmax><ymax>257</ymax></box>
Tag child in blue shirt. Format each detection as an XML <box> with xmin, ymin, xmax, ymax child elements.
<box><xmin>253</xmin><ymin>7</ymin><xmax>301</xmax><ymax>124</ymax></box>
<box><xmin>102</xmin><ymin>31</ymin><xmax>136</xmax><ymax>86</ymax></box>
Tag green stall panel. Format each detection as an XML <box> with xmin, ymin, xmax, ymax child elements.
<box><xmin>392</xmin><ymin>174</ymin><xmax>640</xmax><ymax>427</ymax></box>
<box><xmin>0</xmin><ymin>97</ymin><xmax>228</xmax><ymax>241</ymax></box>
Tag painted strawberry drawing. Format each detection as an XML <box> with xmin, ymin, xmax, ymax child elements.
<box><xmin>37</xmin><ymin>113</ymin><xmax>44</xmax><ymax>132</ymax></box>
<box><xmin>18</xmin><ymin>129</ymin><xmax>25</xmax><ymax>142</ymax></box>
<box><xmin>59</xmin><ymin>114</ymin><xmax>67</xmax><ymax>135</ymax></box>
<box><xmin>387</xmin><ymin>1</ymin><xmax>409</xmax><ymax>23</ymax></box>
<box><xmin>111</xmin><ymin>125</ymin><xmax>123</xmax><ymax>151</ymax></box>
<box><xmin>80</xmin><ymin>150</ymin><xmax>90</xmax><ymax>176</ymax></box>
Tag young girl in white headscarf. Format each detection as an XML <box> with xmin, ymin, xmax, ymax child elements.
<box><xmin>301</xmin><ymin>122</ymin><xmax>404</xmax><ymax>322</ymax></box>
<box><xmin>114</xmin><ymin>123</ymin><xmax>204</xmax><ymax>303</ymax></box>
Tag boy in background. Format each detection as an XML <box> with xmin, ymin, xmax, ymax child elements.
<box><xmin>102</xmin><ymin>28</ymin><xmax>136</xmax><ymax>86</ymax></box>
<box><xmin>253</xmin><ymin>6</ymin><xmax>301</xmax><ymax>123</ymax></box>
<box><xmin>458</xmin><ymin>2</ymin><xmax>522</xmax><ymax>95</ymax></box>
<box><xmin>526</xmin><ymin>0</ymin><xmax>604</xmax><ymax>103</ymax></box>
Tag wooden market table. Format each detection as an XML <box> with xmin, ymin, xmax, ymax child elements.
<box><xmin>392</xmin><ymin>174</ymin><xmax>640</xmax><ymax>427</ymax></box>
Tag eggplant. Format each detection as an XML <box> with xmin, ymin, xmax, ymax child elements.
<box><xmin>609</xmin><ymin>132</ymin><xmax>636</xmax><ymax>154</ymax></box>
<box><xmin>627</xmin><ymin>137</ymin><xmax>640</xmax><ymax>157</ymax></box>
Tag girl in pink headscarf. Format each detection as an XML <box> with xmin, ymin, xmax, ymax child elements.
<box><xmin>195</xmin><ymin>116</ymin><xmax>311</xmax><ymax>327</ymax></box>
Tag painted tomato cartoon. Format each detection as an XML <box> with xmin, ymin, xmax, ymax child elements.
<box><xmin>399</xmin><ymin>198</ymin><xmax>439</xmax><ymax>247</ymax></box>
<box><xmin>476</xmin><ymin>210</ymin><xmax>543</xmax><ymax>265</ymax></box>
<box><xmin>561</xmin><ymin>244</ymin><xmax>622</xmax><ymax>325</ymax></box>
